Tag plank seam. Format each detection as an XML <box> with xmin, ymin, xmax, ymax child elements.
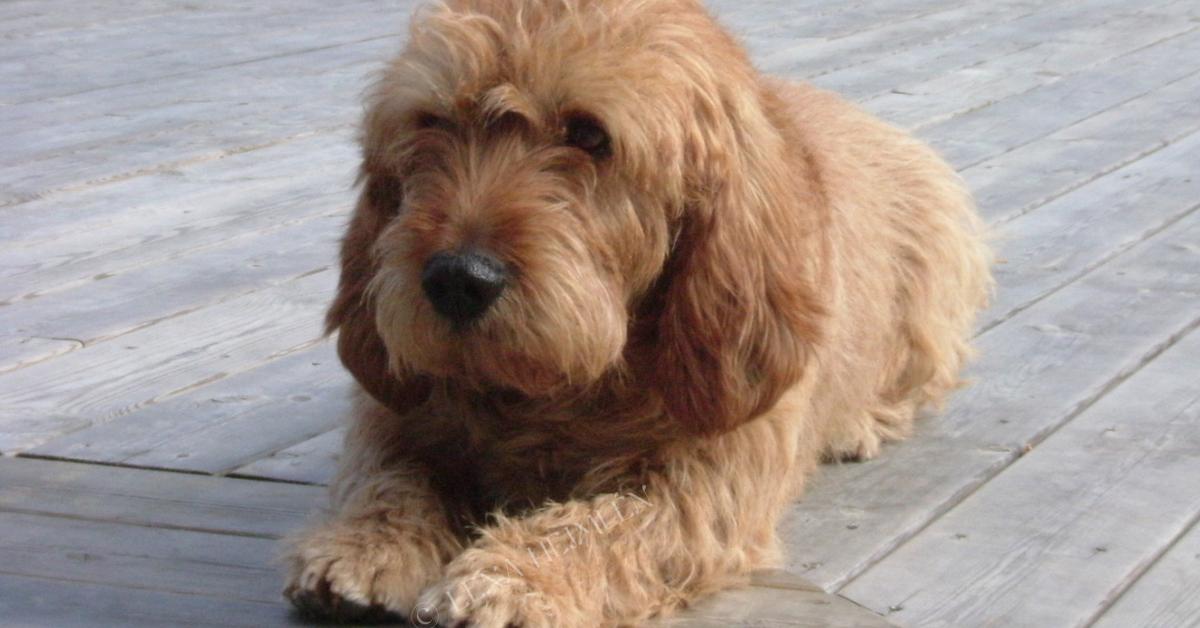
<box><xmin>0</xmin><ymin>567</ymin><xmax>282</xmax><ymax>606</ymax></box>
<box><xmin>1081</xmin><ymin>448</ymin><xmax>1200</xmax><ymax>625</ymax></box>
<box><xmin>988</xmin><ymin>122</ymin><xmax>1200</xmax><ymax>228</ymax></box>
<box><xmin>978</xmin><ymin>200</ymin><xmax>1200</xmax><ymax>335</ymax></box>
<box><xmin>835</xmin><ymin>315</ymin><xmax>1200</xmax><ymax>594</ymax></box>
<box><xmin>0</xmin><ymin>504</ymin><xmax>285</xmax><ymax>540</ymax></box>
<box><xmin>949</xmin><ymin>30</ymin><xmax>1200</xmax><ymax>169</ymax></box>
<box><xmin>0</xmin><ymin>124</ymin><xmax>354</xmax><ymax>210</ymax></box>
<box><xmin>9</xmin><ymin>32</ymin><xmax>402</xmax><ymax>107</ymax></box>
<box><xmin>219</xmin><ymin>425</ymin><xmax>343</xmax><ymax>479</ymax></box>
<box><xmin>14</xmin><ymin>452</ymin><xmax>324</xmax><ymax>487</ymax></box>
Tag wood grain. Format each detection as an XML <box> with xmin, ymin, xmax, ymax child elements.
<box><xmin>1094</xmin><ymin>519</ymin><xmax>1200</xmax><ymax>628</ymax></box>
<box><xmin>0</xmin><ymin>457</ymin><xmax>322</xmax><ymax>538</ymax></box>
<box><xmin>232</xmin><ymin>426</ymin><xmax>345</xmax><ymax>485</ymax></box>
<box><xmin>842</xmin><ymin>328</ymin><xmax>1200</xmax><ymax>626</ymax></box>
<box><xmin>782</xmin><ymin>209</ymin><xmax>1200</xmax><ymax>590</ymax></box>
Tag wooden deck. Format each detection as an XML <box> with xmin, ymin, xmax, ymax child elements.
<box><xmin>2</xmin><ymin>1</ymin><xmax>1199</xmax><ymax>626</ymax></box>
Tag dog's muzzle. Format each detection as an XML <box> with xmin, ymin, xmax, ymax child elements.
<box><xmin>421</xmin><ymin>250</ymin><xmax>507</xmax><ymax>326</ymax></box>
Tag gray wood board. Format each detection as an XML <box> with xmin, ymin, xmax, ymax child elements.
<box><xmin>232</xmin><ymin>426</ymin><xmax>346</xmax><ymax>485</ymax></box>
<box><xmin>813</xmin><ymin>0</ymin><xmax>1185</xmax><ymax>102</ymax></box>
<box><xmin>1</xmin><ymin>42</ymin><xmax>383</xmax><ymax>205</ymax></box>
<box><xmin>1093</xmin><ymin>518</ymin><xmax>1200</xmax><ymax>628</ymax></box>
<box><xmin>780</xmin><ymin>209</ymin><xmax>1200</xmax><ymax>590</ymax></box>
<box><xmin>756</xmin><ymin>0</ymin><xmax>1042</xmax><ymax>77</ymax></box>
<box><xmin>0</xmin><ymin>129</ymin><xmax>353</xmax><ymax>243</ymax></box>
<box><xmin>841</xmin><ymin>328</ymin><xmax>1200</xmax><ymax>626</ymax></box>
<box><xmin>0</xmin><ymin>456</ymin><xmax>312</xmax><ymax>626</ymax></box>
<box><xmin>0</xmin><ymin>2</ymin><xmax>190</xmax><ymax>41</ymax></box>
<box><xmin>0</xmin><ymin>211</ymin><xmax>343</xmax><ymax>372</ymax></box>
<box><xmin>30</xmin><ymin>342</ymin><xmax>354</xmax><ymax>475</ymax></box>
<box><xmin>0</xmin><ymin>270</ymin><xmax>334</xmax><ymax>452</ymax></box>
<box><xmin>859</xmin><ymin>1</ymin><xmax>1198</xmax><ymax>131</ymax></box>
<box><xmin>920</xmin><ymin>28</ymin><xmax>1200</xmax><ymax>169</ymax></box>
<box><xmin>979</xmin><ymin>129</ymin><xmax>1200</xmax><ymax>330</ymax></box>
<box><xmin>659</xmin><ymin>582</ymin><xmax>895</xmax><ymax>628</ymax></box>
<box><xmin>0</xmin><ymin>455</ymin><xmax>323</xmax><ymax>539</ymax></box>
<box><xmin>0</xmin><ymin>573</ymin><xmax>291</xmax><ymax>628</ymax></box>
<box><xmin>965</xmin><ymin>69</ymin><xmax>1200</xmax><ymax>226</ymax></box>
<box><xmin>3</xmin><ymin>1</ymin><xmax>413</xmax><ymax>104</ymax></box>
<box><xmin>0</xmin><ymin>508</ymin><xmax>281</xmax><ymax>602</ymax></box>
<box><xmin>0</xmin><ymin>131</ymin><xmax>357</xmax><ymax>299</ymax></box>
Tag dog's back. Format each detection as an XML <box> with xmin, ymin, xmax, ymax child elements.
<box><xmin>764</xmin><ymin>79</ymin><xmax>993</xmax><ymax>461</ymax></box>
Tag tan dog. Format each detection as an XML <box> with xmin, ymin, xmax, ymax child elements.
<box><xmin>283</xmin><ymin>0</ymin><xmax>992</xmax><ymax>625</ymax></box>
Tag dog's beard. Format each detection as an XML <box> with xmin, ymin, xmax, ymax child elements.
<box><xmin>368</xmin><ymin>262</ymin><xmax>628</xmax><ymax>397</ymax></box>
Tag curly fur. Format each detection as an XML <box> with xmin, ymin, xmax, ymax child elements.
<box><xmin>283</xmin><ymin>0</ymin><xmax>993</xmax><ymax>625</ymax></box>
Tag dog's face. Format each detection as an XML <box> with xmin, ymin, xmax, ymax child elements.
<box><xmin>333</xmin><ymin>0</ymin><xmax>824</xmax><ymax>433</ymax></box>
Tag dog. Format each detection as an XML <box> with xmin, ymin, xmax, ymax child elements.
<box><xmin>283</xmin><ymin>0</ymin><xmax>992</xmax><ymax>625</ymax></box>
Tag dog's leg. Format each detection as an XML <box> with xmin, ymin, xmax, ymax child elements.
<box><xmin>417</xmin><ymin>392</ymin><xmax>814</xmax><ymax>628</ymax></box>
<box><xmin>283</xmin><ymin>395</ymin><xmax>464</xmax><ymax>621</ymax></box>
<box><xmin>821</xmin><ymin>400</ymin><xmax>919</xmax><ymax>462</ymax></box>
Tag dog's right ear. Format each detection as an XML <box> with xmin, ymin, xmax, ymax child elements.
<box><xmin>325</xmin><ymin>172</ymin><xmax>431</xmax><ymax>413</ymax></box>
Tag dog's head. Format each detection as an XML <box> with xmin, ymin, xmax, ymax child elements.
<box><xmin>330</xmin><ymin>0</ymin><xmax>824</xmax><ymax>434</ymax></box>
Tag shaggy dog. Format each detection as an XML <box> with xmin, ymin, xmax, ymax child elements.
<box><xmin>283</xmin><ymin>0</ymin><xmax>992</xmax><ymax>625</ymax></box>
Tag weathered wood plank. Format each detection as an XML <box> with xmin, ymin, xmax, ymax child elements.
<box><xmin>0</xmin><ymin>47</ymin><xmax>379</xmax><ymax>206</ymax></box>
<box><xmin>3</xmin><ymin>1</ymin><xmax>410</xmax><ymax>104</ymax></box>
<box><xmin>922</xmin><ymin>28</ymin><xmax>1200</xmax><ymax>168</ymax></box>
<box><xmin>966</xmin><ymin>69</ymin><xmax>1200</xmax><ymax>225</ymax></box>
<box><xmin>757</xmin><ymin>0</ymin><xmax>1041</xmax><ymax>77</ymax></box>
<box><xmin>0</xmin><ymin>129</ymin><xmax>352</xmax><ymax>248</ymax></box>
<box><xmin>0</xmin><ymin>132</ymin><xmax>355</xmax><ymax>299</ymax></box>
<box><xmin>721</xmin><ymin>0</ymin><xmax>987</xmax><ymax>42</ymax></box>
<box><xmin>840</xmin><ymin>328</ymin><xmax>1200</xmax><ymax>626</ymax></box>
<box><xmin>659</xmin><ymin>582</ymin><xmax>895</xmax><ymax>628</ymax></box>
<box><xmin>0</xmin><ymin>456</ymin><xmax>322</xmax><ymax>538</ymax></box>
<box><xmin>780</xmin><ymin>209</ymin><xmax>1200</xmax><ymax>591</ymax></box>
<box><xmin>0</xmin><ymin>335</ymin><xmax>81</xmax><ymax>374</ymax></box>
<box><xmin>0</xmin><ymin>37</ymin><xmax>379</xmax><ymax>152</ymax></box>
<box><xmin>817</xmin><ymin>0</ymin><xmax>1181</xmax><ymax>101</ymax></box>
<box><xmin>0</xmin><ymin>573</ymin><xmax>290</xmax><ymax>628</ymax></box>
<box><xmin>0</xmin><ymin>270</ymin><xmax>334</xmax><ymax>452</ymax></box>
<box><xmin>0</xmin><ymin>510</ymin><xmax>281</xmax><ymax>602</ymax></box>
<box><xmin>232</xmin><ymin>426</ymin><xmax>345</xmax><ymax>485</ymax></box>
<box><xmin>1093</xmin><ymin>519</ymin><xmax>1200</xmax><ymax>628</ymax></box>
<box><xmin>30</xmin><ymin>342</ymin><xmax>354</xmax><ymax>475</ymax></box>
<box><xmin>0</xmin><ymin>2</ymin><xmax>189</xmax><ymax>42</ymax></box>
<box><xmin>0</xmin><ymin>211</ymin><xmax>342</xmax><ymax>372</ymax></box>
<box><xmin>131</xmin><ymin>392</ymin><xmax>351</xmax><ymax>476</ymax></box>
<box><xmin>869</xmin><ymin>4</ymin><xmax>1197</xmax><ymax>130</ymax></box>
<box><xmin>980</xmin><ymin>129</ymin><xmax>1200</xmax><ymax>329</ymax></box>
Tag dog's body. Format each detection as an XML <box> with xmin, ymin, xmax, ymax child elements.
<box><xmin>284</xmin><ymin>0</ymin><xmax>992</xmax><ymax>625</ymax></box>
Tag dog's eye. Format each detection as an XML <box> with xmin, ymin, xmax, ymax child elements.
<box><xmin>413</xmin><ymin>111</ymin><xmax>453</xmax><ymax>132</ymax></box>
<box><xmin>564</xmin><ymin>115</ymin><xmax>611</xmax><ymax>158</ymax></box>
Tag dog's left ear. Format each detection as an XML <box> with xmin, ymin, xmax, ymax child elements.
<box><xmin>643</xmin><ymin>88</ymin><xmax>825</xmax><ymax>435</ymax></box>
<box><xmin>326</xmin><ymin>172</ymin><xmax>431</xmax><ymax>414</ymax></box>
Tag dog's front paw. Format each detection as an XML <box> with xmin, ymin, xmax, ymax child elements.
<box><xmin>415</xmin><ymin>573</ymin><xmax>553</xmax><ymax>628</ymax></box>
<box><xmin>414</xmin><ymin>550</ymin><xmax>584</xmax><ymax>628</ymax></box>
<box><xmin>284</xmin><ymin>521</ymin><xmax>448</xmax><ymax>623</ymax></box>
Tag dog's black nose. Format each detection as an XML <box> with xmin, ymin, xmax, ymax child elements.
<box><xmin>421</xmin><ymin>250</ymin><xmax>507</xmax><ymax>325</ymax></box>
